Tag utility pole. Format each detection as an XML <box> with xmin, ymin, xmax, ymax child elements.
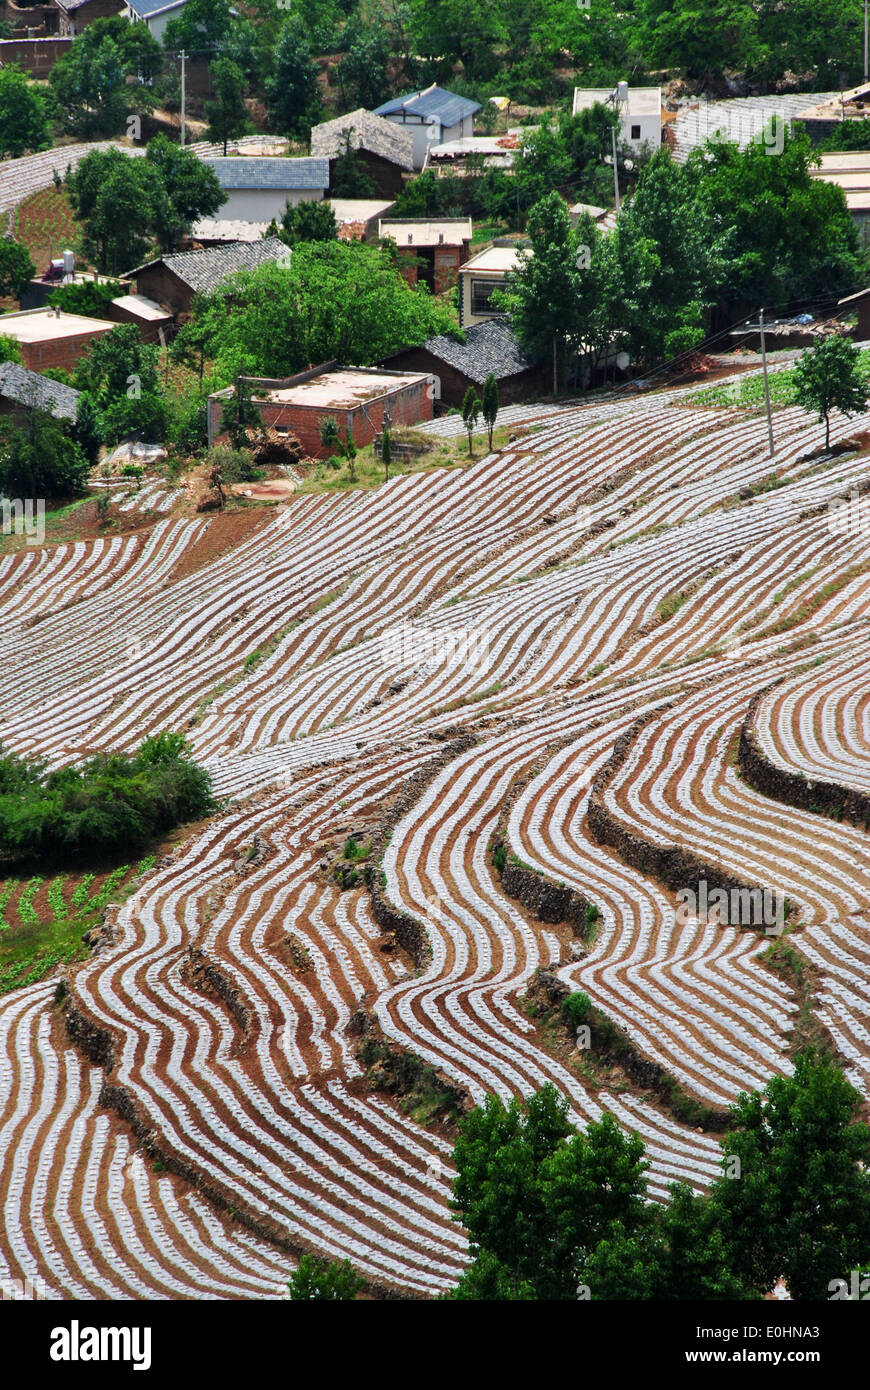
<box><xmin>611</xmin><ymin>124</ymin><xmax>620</xmax><ymax>212</ymax></box>
<box><xmin>865</xmin><ymin>0</ymin><xmax>868</xmax><ymax>84</ymax></box>
<box><xmin>180</xmin><ymin>50</ymin><xmax>187</xmax><ymax>148</ymax></box>
<box><xmin>759</xmin><ymin>307</ymin><xmax>775</xmax><ymax>459</ymax></box>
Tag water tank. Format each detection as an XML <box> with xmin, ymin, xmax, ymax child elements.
<box><xmin>62</xmin><ymin>249</ymin><xmax>75</xmax><ymax>276</ymax></box>
<box><xmin>617</xmin><ymin>81</ymin><xmax>629</xmax><ymax>104</ymax></box>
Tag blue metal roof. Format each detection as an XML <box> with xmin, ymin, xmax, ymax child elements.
<box><xmin>374</xmin><ymin>86</ymin><xmax>481</xmax><ymax>128</ymax></box>
<box><xmin>126</xmin><ymin>0</ymin><xmax>184</xmax><ymax>18</ymax></box>
<box><xmin>202</xmin><ymin>157</ymin><xmax>330</xmax><ymax>190</ymax></box>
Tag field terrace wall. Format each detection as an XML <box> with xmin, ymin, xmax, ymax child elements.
<box><xmin>586</xmin><ymin>712</ymin><xmax>788</xmax><ymax>915</ymax></box>
<box><xmin>739</xmin><ymin>685</ymin><xmax>870</xmax><ymax>826</ymax></box>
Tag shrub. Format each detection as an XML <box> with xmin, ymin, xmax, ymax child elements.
<box><xmin>562</xmin><ymin>991</ymin><xmax>592</xmax><ymax>1029</ymax></box>
<box><xmin>0</xmin><ymin>734</ymin><xmax>214</xmax><ymax>869</ymax></box>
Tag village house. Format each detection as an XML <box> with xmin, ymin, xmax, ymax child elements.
<box><xmin>310</xmin><ymin>110</ymin><xmax>415</xmax><ymax>199</ymax></box>
<box><xmin>123</xmin><ymin>0</ymin><xmax>188</xmax><ymax>40</ymax></box>
<box><xmin>457</xmin><ymin>241</ymin><xmax>526</xmax><ymax>328</ymax></box>
<box><xmin>377</xmin><ymin>217</ymin><xmax>473</xmax><ymax>293</ymax></box>
<box><xmin>809</xmin><ymin>151</ymin><xmax>870</xmax><ymax>252</ymax></box>
<box><xmin>53</xmin><ymin>0</ymin><xmax>124</xmax><ymax>34</ymax></box>
<box><xmin>0</xmin><ymin>360</ymin><xmax>81</xmax><ymax>425</ymax></box>
<box><xmin>200</xmin><ymin>157</ymin><xmax>328</xmax><ymax>223</ymax></box>
<box><xmin>207</xmin><ymin>363</ymin><xmax>435</xmax><ymax>454</ymax></box>
<box><xmin>374</xmin><ymin>85</ymin><xmax>481</xmax><ymax>170</ymax></box>
<box><xmin>382</xmin><ymin>317</ymin><xmax>547</xmax><ymax>408</ymax></box>
<box><xmin>0</xmin><ymin>307</ymin><xmax>116</xmax><ymax>373</ymax></box>
<box><xmin>572</xmin><ymin>84</ymin><xmax>663</xmax><ymax>151</ymax></box>
<box><xmin>125</xmin><ymin>237</ymin><xmax>288</xmax><ymax>318</ymax></box>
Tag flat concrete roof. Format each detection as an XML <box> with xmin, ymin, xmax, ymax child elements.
<box><xmin>461</xmin><ymin>244</ymin><xmax>523</xmax><ymax>274</ymax></box>
<box><xmin>573</xmin><ymin>86</ymin><xmax>661</xmax><ymax>117</ymax></box>
<box><xmin>0</xmin><ymin>307</ymin><xmax>115</xmax><ymax>342</ymax></box>
<box><xmin>379</xmin><ymin>217</ymin><xmax>473</xmax><ymax>246</ymax></box>
<box><xmin>328</xmin><ymin>199</ymin><xmax>394</xmax><ymax>222</ymax></box>
<box><xmin>111</xmin><ymin>294</ymin><xmax>171</xmax><ymax>321</ymax></box>
<box><xmin>257</xmin><ymin>368</ymin><xmax>431</xmax><ymax>408</ymax></box>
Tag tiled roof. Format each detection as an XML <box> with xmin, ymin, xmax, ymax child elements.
<box><xmin>310</xmin><ymin>110</ymin><xmax>415</xmax><ymax>171</ymax></box>
<box><xmin>375</xmin><ymin>85</ymin><xmax>481</xmax><ymax>128</ymax></box>
<box><xmin>0</xmin><ymin>361</ymin><xmax>80</xmax><ymax>420</ymax></box>
<box><xmin>202</xmin><ymin>157</ymin><xmax>329</xmax><ymax>190</ymax></box>
<box><xmin>400</xmin><ymin>318</ymin><xmax>533</xmax><ymax>385</ymax></box>
<box><xmin>128</xmin><ymin>237</ymin><xmax>288</xmax><ymax>295</ymax></box>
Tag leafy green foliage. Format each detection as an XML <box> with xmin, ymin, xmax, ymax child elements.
<box><xmin>0</xmin><ymin>65</ymin><xmax>51</xmax><ymax>159</ymax></box>
<box><xmin>0</xmin><ymin>336</ymin><xmax>22</xmax><ymax>368</ymax></box>
<box><xmin>287</xmin><ymin>1254</ymin><xmax>364</xmax><ymax>1300</ymax></box>
<box><xmin>266</xmin><ymin>16</ymin><xmax>321</xmax><ymax>137</ymax></box>
<box><xmin>0</xmin><ymin>411</ymin><xmax>90</xmax><ymax>500</ymax></box>
<box><xmin>50</xmin><ymin>17</ymin><xmax>162</xmax><ymax>137</ymax></box>
<box><xmin>280</xmin><ymin>198</ymin><xmax>338</xmax><ymax>246</ymax></box>
<box><xmin>187</xmin><ymin>244</ymin><xmax>456</xmax><ymax>382</ymax></box>
<box><xmin>204</xmin><ymin>57</ymin><xmax>250</xmax><ymax>156</ymax></box>
<box><xmin>481</xmin><ymin>371</ymin><xmax>499</xmax><ymax>450</ymax></box>
<box><xmin>74</xmin><ymin>324</ymin><xmax>168</xmax><ymax>447</ymax></box>
<box><xmin>792</xmin><ymin>335</ymin><xmax>869</xmax><ymax>448</ymax></box>
<box><xmin>0</xmin><ymin>241</ymin><xmax>36</xmax><ymax>301</ymax></box>
<box><xmin>0</xmin><ymin>735</ymin><xmax>215</xmax><ymax>869</ymax></box>
<box><xmin>48</xmin><ymin>279</ymin><xmax>122</xmax><ymax>318</ymax></box>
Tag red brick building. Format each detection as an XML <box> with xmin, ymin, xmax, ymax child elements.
<box><xmin>0</xmin><ymin>307</ymin><xmax>116</xmax><ymax>373</ymax></box>
<box><xmin>208</xmin><ymin>363</ymin><xmax>435</xmax><ymax>456</ymax></box>
<box><xmin>53</xmin><ymin>0</ymin><xmax>125</xmax><ymax>35</ymax></box>
<box><xmin>378</xmin><ymin>218</ymin><xmax>472</xmax><ymax>294</ymax></box>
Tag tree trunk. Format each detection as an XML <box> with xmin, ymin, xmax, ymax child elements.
<box><xmin>552</xmin><ymin>336</ymin><xmax>558</xmax><ymax>396</ymax></box>
<box><xmin>825</xmin><ymin>413</ymin><xmax>830</xmax><ymax>450</ymax></box>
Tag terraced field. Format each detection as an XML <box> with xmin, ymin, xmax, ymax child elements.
<box><xmin>2</xmin><ymin>371</ymin><xmax>869</xmax><ymax>1298</ymax></box>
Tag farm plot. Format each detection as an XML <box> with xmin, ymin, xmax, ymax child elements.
<box><xmin>0</xmin><ymin>377</ymin><xmax>868</xmax><ymax>1297</ymax></box>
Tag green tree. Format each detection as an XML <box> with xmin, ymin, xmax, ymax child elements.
<box><xmin>791</xmin><ymin>336</ymin><xmax>869</xmax><ymax>450</ymax></box>
<box><xmin>266</xmin><ymin>17</ymin><xmax>321</xmax><ymax>138</ymax></box>
<box><xmin>0</xmin><ymin>335</ymin><xmax>22</xmax><ymax>366</ymax></box>
<box><xmin>0</xmin><ymin>241</ymin><xmax>36</xmax><ymax>302</ymax></box>
<box><xmin>186</xmin><ymin>243</ymin><xmax>456</xmax><ymax>381</ymax></box>
<box><xmin>204</xmin><ymin>57</ymin><xmax>249</xmax><ymax>157</ymax></box>
<box><xmin>74</xmin><ymin>324</ymin><xmax>167</xmax><ymax>445</ymax></box>
<box><xmin>48</xmin><ymin>280</ymin><xmax>122</xmax><ymax>317</ymax></box>
<box><xmin>164</xmin><ymin>0</ymin><xmax>232</xmax><ymax>56</ymax></box>
<box><xmin>328</xmin><ymin>131</ymin><xmax>377</xmax><ymax>199</ymax></box>
<box><xmin>280</xmin><ymin>199</ymin><xmax>338</xmax><ymax>246</ymax></box>
<box><xmin>461</xmin><ymin>386</ymin><xmax>481</xmax><ymax>454</ymax></box>
<box><xmin>339</xmin><ymin>26</ymin><xmax>391</xmax><ymax>110</ymax></box>
<box><xmin>144</xmin><ymin>134</ymin><xmax>226</xmax><ymax>250</ymax></box>
<box><xmin>0</xmin><ymin>410</ymin><xmax>90</xmax><ymax>500</ymax></box>
<box><xmin>66</xmin><ymin>152</ymin><xmax>162</xmax><ymax>273</ymax></box>
<box><xmin>711</xmin><ymin>1050</ymin><xmax>870</xmax><ymax>1299</ymax></box>
<box><xmin>492</xmin><ymin>191</ymin><xmax>587</xmax><ymax>393</ymax></box>
<box><xmin>0</xmin><ymin>65</ymin><xmax>51</xmax><ymax>159</ymax></box>
<box><xmin>381</xmin><ymin>424</ymin><xmax>391</xmax><ymax>482</ymax></box>
<box><xmin>50</xmin><ymin>18</ymin><xmax>161</xmax><ymax>137</ymax></box>
<box><xmin>71</xmin><ymin>391</ymin><xmax>104</xmax><ymax>467</ymax></box>
<box><xmin>220</xmin><ymin>378</ymin><xmax>264</xmax><ymax>450</ymax></box>
<box><xmin>288</xmin><ymin>1255</ymin><xmax>364</xmax><ymax>1300</ymax></box>
<box><xmin>481</xmin><ymin>371</ymin><xmax>499</xmax><ymax>450</ymax></box>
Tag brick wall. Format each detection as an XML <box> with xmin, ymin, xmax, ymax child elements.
<box><xmin>17</xmin><ymin>325</ymin><xmax>114</xmax><ymax>374</ymax></box>
<box><xmin>133</xmin><ymin>266</ymin><xmax>192</xmax><ymax>317</ymax></box>
<box><xmin>209</xmin><ymin>375</ymin><xmax>434</xmax><ymax>457</ymax></box>
<box><xmin>0</xmin><ymin>36</ymin><xmax>72</xmax><ymax>74</ymax></box>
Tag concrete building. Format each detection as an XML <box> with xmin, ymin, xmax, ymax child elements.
<box><xmin>123</xmin><ymin>0</ymin><xmax>188</xmax><ymax>41</ymax></box>
<box><xmin>796</xmin><ymin>84</ymin><xmax>870</xmax><ymax>143</ymax></box>
<box><xmin>809</xmin><ymin>151</ymin><xmax>870</xmax><ymax>250</ymax></box>
<box><xmin>458</xmin><ymin>242</ymin><xmax>525</xmax><ymax>327</ymax></box>
<box><xmin>207</xmin><ymin>364</ymin><xmax>435</xmax><ymax>455</ymax></box>
<box><xmin>377</xmin><ymin>217</ymin><xmax>473</xmax><ymax>293</ymax></box>
<box><xmin>572</xmin><ymin>85</ymin><xmax>663</xmax><ymax>151</ymax></box>
<box><xmin>0</xmin><ymin>307</ymin><xmax>116</xmax><ymax>373</ymax></box>
<box><xmin>374</xmin><ymin>85</ymin><xmax>480</xmax><ymax>169</ymax></box>
<box><xmin>0</xmin><ymin>361</ymin><xmax>81</xmax><ymax>424</ymax></box>
<box><xmin>126</xmin><ymin>237</ymin><xmax>288</xmax><ymax>317</ymax></box>
<box><xmin>200</xmin><ymin>157</ymin><xmax>328</xmax><ymax>222</ymax></box>
<box><xmin>382</xmin><ymin>317</ymin><xmax>547</xmax><ymax>408</ymax></box>
<box><xmin>310</xmin><ymin>110</ymin><xmax>415</xmax><ymax>199</ymax></box>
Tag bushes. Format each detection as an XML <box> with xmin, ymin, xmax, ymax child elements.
<box><xmin>0</xmin><ymin>734</ymin><xmax>215</xmax><ymax>869</ymax></box>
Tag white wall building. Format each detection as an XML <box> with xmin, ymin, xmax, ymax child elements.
<box><xmin>572</xmin><ymin>85</ymin><xmax>663</xmax><ymax>152</ymax></box>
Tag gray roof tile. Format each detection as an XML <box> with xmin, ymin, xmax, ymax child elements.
<box><xmin>202</xmin><ymin>157</ymin><xmax>329</xmax><ymax>190</ymax></box>
<box><xmin>129</xmin><ymin>237</ymin><xmax>288</xmax><ymax>295</ymax></box>
<box><xmin>403</xmin><ymin>318</ymin><xmax>532</xmax><ymax>385</ymax></box>
<box><xmin>0</xmin><ymin>361</ymin><xmax>80</xmax><ymax>420</ymax></box>
<box><xmin>310</xmin><ymin>110</ymin><xmax>415</xmax><ymax>171</ymax></box>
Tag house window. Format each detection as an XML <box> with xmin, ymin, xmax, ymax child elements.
<box><xmin>631</xmin><ymin>123</ymin><xmax>641</xmax><ymax>140</ymax></box>
<box><xmin>470</xmin><ymin>278</ymin><xmax>505</xmax><ymax>316</ymax></box>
